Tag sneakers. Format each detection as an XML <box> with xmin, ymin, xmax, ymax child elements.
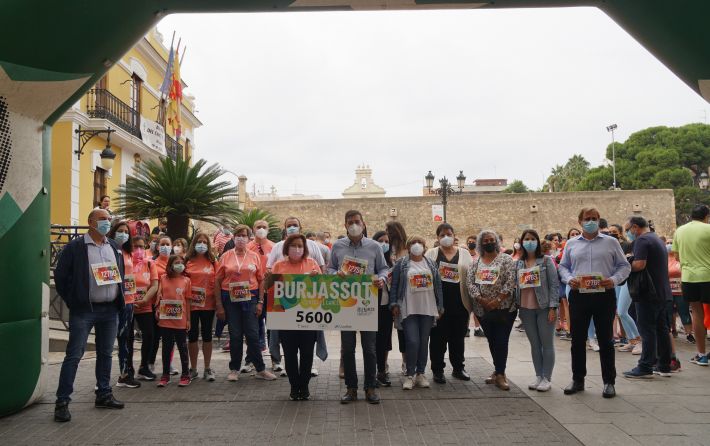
<box><xmin>631</xmin><ymin>343</ymin><xmax>642</xmax><ymax>355</ymax></box>
<box><xmin>178</xmin><ymin>375</ymin><xmax>191</xmax><ymax>386</ymax></box>
<box><xmin>537</xmin><ymin>378</ymin><xmax>552</xmax><ymax>392</ymax></box>
<box><xmin>528</xmin><ymin>376</ymin><xmax>543</xmax><ymax>390</ymax></box>
<box><xmin>157</xmin><ymin>375</ymin><xmax>169</xmax><ymax>387</ymax></box>
<box><xmin>241</xmin><ymin>362</ymin><xmax>255</xmax><ymax>375</ymax></box>
<box><xmin>588</xmin><ymin>338</ymin><xmax>600</xmax><ymax>352</ymax></box>
<box><xmin>402</xmin><ymin>376</ymin><xmax>414</xmax><ymax>390</ymax></box>
<box><xmin>272</xmin><ymin>361</ymin><xmax>283</xmax><ymax>372</ymax></box>
<box><xmin>670</xmin><ymin>357</ymin><xmax>682</xmax><ymax>372</ymax></box>
<box><xmin>255</xmin><ymin>370</ymin><xmax>277</xmax><ymax>380</ymax></box>
<box><xmin>310</xmin><ymin>367</ymin><xmax>319</xmax><ymax>377</ymax></box>
<box><xmin>148</xmin><ymin>363</ymin><xmax>155</xmax><ymax>373</ymax></box>
<box><xmin>473</xmin><ymin>327</ymin><xmax>485</xmax><ymax>337</ymax></box>
<box><xmin>116</xmin><ymin>374</ymin><xmax>141</xmax><ymax>388</ymax></box>
<box><xmin>414</xmin><ymin>373</ymin><xmax>430</xmax><ymax>388</ymax></box>
<box><xmin>136</xmin><ymin>367</ymin><xmax>156</xmax><ymax>381</ymax></box>
<box><xmin>652</xmin><ymin>367</ymin><xmax>672</xmax><ymax>378</ymax></box>
<box><xmin>618</xmin><ymin>343</ymin><xmax>635</xmax><ymax>352</ymax></box>
<box><xmin>623</xmin><ymin>367</ymin><xmax>654</xmax><ymax>379</ymax></box>
<box><xmin>687</xmin><ymin>334</ymin><xmax>696</xmax><ymax>344</ymax></box>
<box><xmin>690</xmin><ymin>354</ymin><xmax>709</xmax><ymax>366</ymax></box>
<box><xmin>170</xmin><ymin>365</ymin><xmax>179</xmax><ymax>376</ymax></box>
<box><xmin>227</xmin><ymin>370</ymin><xmax>240</xmax><ymax>381</ymax></box>
<box><xmin>189</xmin><ymin>368</ymin><xmax>199</xmax><ymax>380</ymax></box>
<box><xmin>204</xmin><ymin>368</ymin><xmax>216</xmax><ymax>382</ymax></box>
<box><xmin>54</xmin><ymin>401</ymin><xmax>71</xmax><ymax>422</ymax></box>
<box><xmin>221</xmin><ymin>341</ymin><xmax>230</xmax><ymax>352</ymax></box>
<box><xmin>376</xmin><ymin>372</ymin><xmax>392</xmax><ymax>387</ymax></box>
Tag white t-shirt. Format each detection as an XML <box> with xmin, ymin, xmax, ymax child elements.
<box><xmin>404</xmin><ymin>260</ymin><xmax>438</xmax><ymax>317</ymax></box>
<box><xmin>266</xmin><ymin>239</ymin><xmax>325</xmax><ymax>269</ymax></box>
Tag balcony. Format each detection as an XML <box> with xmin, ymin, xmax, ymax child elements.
<box><xmin>85</xmin><ymin>88</ymin><xmax>183</xmax><ymax>160</ymax></box>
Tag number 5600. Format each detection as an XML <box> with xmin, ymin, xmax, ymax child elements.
<box><xmin>296</xmin><ymin>311</ymin><xmax>332</xmax><ymax>324</ymax></box>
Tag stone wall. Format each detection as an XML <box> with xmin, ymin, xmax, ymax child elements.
<box><xmin>252</xmin><ymin>190</ymin><xmax>676</xmax><ymax>246</ymax></box>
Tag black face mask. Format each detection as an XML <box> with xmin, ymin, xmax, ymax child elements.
<box><xmin>609</xmin><ymin>233</ymin><xmax>619</xmax><ymax>239</ymax></box>
<box><xmin>482</xmin><ymin>242</ymin><xmax>497</xmax><ymax>253</ymax></box>
<box><xmin>467</xmin><ymin>242</ymin><xmax>476</xmax><ymax>250</ymax></box>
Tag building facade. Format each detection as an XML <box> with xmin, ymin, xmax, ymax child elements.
<box><xmin>342</xmin><ymin>165</ymin><xmax>386</xmax><ymax>198</ymax></box>
<box><xmin>50</xmin><ymin>28</ymin><xmax>202</xmax><ymax>225</ymax></box>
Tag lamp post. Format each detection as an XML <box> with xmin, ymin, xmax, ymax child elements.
<box><xmin>699</xmin><ymin>172</ymin><xmax>709</xmax><ymax>190</ymax></box>
<box><xmin>606</xmin><ymin>124</ymin><xmax>618</xmax><ymax>190</ymax></box>
<box><xmin>75</xmin><ymin>126</ymin><xmax>116</xmax><ymax>170</ymax></box>
<box><xmin>425</xmin><ymin>170</ymin><xmax>466</xmax><ymax>222</ymax></box>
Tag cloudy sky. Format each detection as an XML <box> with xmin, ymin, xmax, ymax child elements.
<box><xmin>158</xmin><ymin>7</ymin><xmax>708</xmax><ymax>198</ymax></box>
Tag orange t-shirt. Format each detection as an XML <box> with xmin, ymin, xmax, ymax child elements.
<box><xmin>247</xmin><ymin>239</ymin><xmax>275</xmax><ymax>273</ymax></box>
<box><xmin>217</xmin><ymin>249</ymin><xmax>263</xmax><ymax>291</ymax></box>
<box><xmin>186</xmin><ymin>256</ymin><xmax>217</xmax><ymax>311</ymax></box>
<box><xmin>156</xmin><ymin>275</ymin><xmax>192</xmax><ymax>329</ymax></box>
<box><xmin>133</xmin><ymin>259</ymin><xmax>159</xmax><ymax>314</ymax></box>
<box><xmin>668</xmin><ymin>254</ymin><xmax>682</xmax><ymax>296</ymax></box>
<box><xmin>154</xmin><ymin>255</ymin><xmax>169</xmax><ymax>279</ymax></box>
<box><xmin>271</xmin><ymin>258</ymin><xmax>321</xmax><ymax>275</ymax></box>
<box><xmin>122</xmin><ymin>251</ymin><xmax>135</xmax><ymax>304</ymax></box>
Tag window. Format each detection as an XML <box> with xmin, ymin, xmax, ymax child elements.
<box><xmin>131</xmin><ymin>73</ymin><xmax>143</xmax><ymax>128</ymax></box>
<box><xmin>93</xmin><ymin>168</ymin><xmax>107</xmax><ymax>207</ymax></box>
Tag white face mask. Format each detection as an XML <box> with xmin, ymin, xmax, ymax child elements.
<box><xmin>410</xmin><ymin>243</ymin><xmax>424</xmax><ymax>256</ymax></box>
<box><xmin>173</xmin><ymin>246</ymin><xmax>183</xmax><ymax>255</ymax></box>
<box><xmin>255</xmin><ymin>228</ymin><xmax>268</xmax><ymax>239</ymax></box>
<box><xmin>324</xmin><ymin>238</ymin><xmax>330</xmax><ymax>244</ymax></box>
<box><xmin>439</xmin><ymin>236</ymin><xmax>454</xmax><ymax>248</ymax></box>
<box><xmin>513</xmin><ymin>242</ymin><xmax>521</xmax><ymax>250</ymax></box>
<box><xmin>347</xmin><ymin>224</ymin><xmax>363</xmax><ymax>237</ymax></box>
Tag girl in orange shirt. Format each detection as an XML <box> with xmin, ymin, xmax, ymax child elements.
<box><xmin>271</xmin><ymin>234</ymin><xmax>321</xmax><ymax>400</ymax></box>
<box><xmin>185</xmin><ymin>232</ymin><xmax>218</xmax><ymax>381</ymax></box>
<box><xmin>130</xmin><ymin>236</ymin><xmax>159</xmax><ymax>380</ymax></box>
<box><xmin>156</xmin><ymin>255</ymin><xmax>192</xmax><ymax>387</ymax></box>
<box><xmin>215</xmin><ymin>225</ymin><xmax>276</xmax><ymax>382</ymax></box>
<box><xmin>151</xmin><ymin>235</ymin><xmax>172</xmax><ymax>372</ymax></box>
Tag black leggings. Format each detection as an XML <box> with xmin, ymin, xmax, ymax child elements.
<box><xmin>280</xmin><ymin>330</ymin><xmax>317</xmax><ymax>391</ymax></box>
<box><xmin>188</xmin><ymin>310</ymin><xmax>215</xmax><ymax>343</ymax></box>
<box><xmin>376</xmin><ymin>305</ymin><xmax>393</xmax><ymax>373</ymax></box>
<box><xmin>161</xmin><ymin>327</ymin><xmax>189</xmax><ymax>377</ymax></box>
<box><xmin>134</xmin><ymin>312</ymin><xmax>155</xmax><ymax>369</ymax></box>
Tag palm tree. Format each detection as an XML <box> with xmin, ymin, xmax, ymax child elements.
<box><xmin>115</xmin><ymin>156</ymin><xmax>240</xmax><ymax>240</ymax></box>
<box><xmin>236</xmin><ymin>208</ymin><xmax>282</xmax><ymax>242</ymax></box>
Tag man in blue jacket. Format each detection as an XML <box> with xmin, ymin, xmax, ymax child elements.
<box><xmin>54</xmin><ymin>209</ymin><xmax>126</xmax><ymax>422</ymax></box>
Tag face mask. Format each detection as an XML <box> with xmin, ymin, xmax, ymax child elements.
<box><xmin>582</xmin><ymin>220</ymin><xmax>599</xmax><ymax>234</ymax></box>
<box><xmin>410</xmin><ymin>243</ymin><xmax>424</xmax><ymax>256</ymax></box>
<box><xmin>286</xmin><ymin>225</ymin><xmax>299</xmax><ymax>235</ymax></box>
<box><xmin>222</xmin><ymin>228</ymin><xmax>231</xmax><ymax>235</ymax></box>
<box><xmin>173</xmin><ymin>246</ymin><xmax>183</xmax><ymax>255</ymax></box>
<box><xmin>132</xmin><ymin>248</ymin><xmax>145</xmax><ymax>264</ymax></box>
<box><xmin>324</xmin><ymin>238</ymin><xmax>330</xmax><ymax>244</ymax></box>
<box><xmin>513</xmin><ymin>242</ymin><xmax>521</xmax><ymax>250</ymax></box>
<box><xmin>234</xmin><ymin>236</ymin><xmax>248</xmax><ymax>248</ymax></box>
<box><xmin>522</xmin><ymin>240</ymin><xmax>537</xmax><ymax>252</ymax></box>
<box><xmin>666</xmin><ymin>244</ymin><xmax>673</xmax><ymax>253</ymax></box>
<box><xmin>439</xmin><ymin>236</ymin><xmax>454</xmax><ymax>248</ymax></box>
<box><xmin>347</xmin><ymin>224</ymin><xmax>363</xmax><ymax>237</ymax></box>
<box><xmin>609</xmin><ymin>233</ymin><xmax>619</xmax><ymax>239</ymax></box>
<box><xmin>482</xmin><ymin>242</ymin><xmax>497</xmax><ymax>253</ymax></box>
<box><xmin>114</xmin><ymin>232</ymin><xmax>129</xmax><ymax>245</ymax></box>
<box><xmin>626</xmin><ymin>230</ymin><xmax>635</xmax><ymax>242</ymax></box>
<box><xmin>150</xmin><ymin>241</ymin><xmax>157</xmax><ymax>252</ymax></box>
<box><xmin>159</xmin><ymin>245</ymin><xmax>171</xmax><ymax>257</ymax></box>
<box><xmin>255</xmin><ymin>228</ymin><xmax>268</xmax><ymax>239</ymax></box>
<box><xmin>467</xmin><ymin>242</ymin><xmax>476</xmax><ymax>250</ymax></box>
<box><xmin>172</xmin><ymin>263</ymin><xmax>185</xmax><ymax>273</ymax></box>
<box><xmin>380</xmin><ymin>242</ymin><xmax>390</xmax><ymax>253</ymax></box>
<box><xmin>195</xmin><ymin>242</ymin><xmax>208</xmax><ymax>254</ymax></box>
<box><xmin>96</xmin><ymin>219</ymin><xmax>111</xmax><ymax>235</ymax></box>
<box><xmin>288</xmin><ymin>246</ymin><xmax>304</xmax><ymax>260</ymax></box>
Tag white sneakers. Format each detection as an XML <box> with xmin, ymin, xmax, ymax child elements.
<box><xmin>632</xmin><ymin>343</ymin><xmax>642</xmax><ymax>355</ymax></box>
<box><xmin>588</xmin><ymin>338</ymin><xmax>600</xmax><ymax>352</ymax></box>
<box><xmin>255</xmin><ymin>370</ymin><xmax>277</xmax><ymax>380</ymax></box>
<box><xmin>402</xmin><ymin>376</ymin><xmax>414</xmax><ymax>390</ymax></box>
<box><xmin>536</xmin><ymin>378</ymin><xmax>552</xmax><ymax>392</ymax></box>
<box><xmin>227</xmin><ymin>370</ymin><xmax>240</xmax><ymax>382</ymax></box>
<box><xmin>414</xmin><ymin>373</ymin><xmax>430</xmax><ymax>388</ymax></box>
<box><xmin>529</xmin><ymin>376</ymin><xmax>543</xmax><ymax>390</ymax></box>
<box><xmin>241</xmin><ymin>362</ymin><xmax>256</xmax><ymax>375</ymax></box>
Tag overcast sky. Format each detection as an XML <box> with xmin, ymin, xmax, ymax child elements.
<box><xmin>158</xmin><ymin>7</ymin><xmax>708</xmax><ymax>198</ymax></box>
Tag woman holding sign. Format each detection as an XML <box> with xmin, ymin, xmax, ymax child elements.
<box><xmin>467</xmin><ymin>230</ymin><xmax>517</xmax><ymax>391</ymax></box>
<box><xmin>215</xmin><ymin>225</ymin><xmax>277</xmax><ymax>382</ymax></box>
<box><xmin>390</xmin><ymin>236</ymin><xmax>444</xmax><ymax>390</ymax></box>
<box><xmin>514</xmin><ymin>230</ymin><xmax>559</xmax><ymax>392</ymax></box>
<box><xmin>425</xmin><ymin>223</ymin><xmax>473</xmax><ymax>384</ymax></box>
<box><xmin>185</xmin><ymin>233</ymin><xmax>218</xmax><ymax>382</ymax></box>
<box><xmin>272</xmin><ymin>234</ymin><xmax>321</xmax><ymax>400</ymax></box>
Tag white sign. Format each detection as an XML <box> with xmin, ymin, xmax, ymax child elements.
<box><xmin>140</xmin><ymin>118</ymin><xmax>166</xmax><ymax>156</ymax></box>
<box><xmin>432</xmin><ymin>204</ymin><xmax>444</xmax><ymax>222</ymax></box>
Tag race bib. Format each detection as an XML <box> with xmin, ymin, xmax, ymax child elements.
<box><xmin>518</xmin><ymin>266</ymin><xmax>541</xmax><ymax>289</ymax></box>
<box><xmin>123</xmin><ymin>274</ymin><xmax>136</xmax><ymax>295</ymax></box>
<box><xmin>475</xmin><ymin>267</ymin><xmax>500</xmax><ymax>285</ymax></box>
<box><xmin>341</xmin><ymin>256</ymin><xmax>368</xmax><ymax>275</ymax></box>
<box><xmin>409</xmin><ymin>272</ymin><xmax>433</xmax><ymax>292</ymax></box>
<box><xmin>670</xmin><ymin>278</ymin><xmax>682</xmax><ymax>294</ymax></box>
<box><xmin>229</xmin><ymin>281</ymin><xmax>251</xmax><ymax>302</ymax></box>
<box><xmin>191</xmin><ymin>287</ymin><xmax>206</xmax><ymax>308</ymax></box>
<box><xmin>91</xmin><ymin>261</ymin><xmax>121</xmax><ymax>286</ymax></box>
<box><xmin>133</xmin><ymin>287</ymin><xmax>147</xmax><ymax>307</ymax></box>
<box><xmin>159</xmin><ymin>299</ymin><xmax>184</xmax><ymax>320</ymax></box>
<box><xmin>577</xmin><ymin>274</ymin><xmax>605</xmax><ymax>293</ymax></box>
<box><xmin>438</xmin><ymin>262</ymin><xmax>460</xmax><ymax>283</ymax></box>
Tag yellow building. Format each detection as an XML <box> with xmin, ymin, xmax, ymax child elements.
<box><xmin>50</xmin><ymin>28</ymin><xmax>202</xmax><ymax>225</ymax></box>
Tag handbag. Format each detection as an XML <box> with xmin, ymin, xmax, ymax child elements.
<box><xmin>627</xmin><ymin>269</ymin><xmax>659</xmax><ymax>303</ymax></box>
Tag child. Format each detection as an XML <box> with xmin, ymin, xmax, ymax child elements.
<box><xmin>156</xmin><ymin>255</ymin><xmax>192</xmax><ymax>387</ymax></box>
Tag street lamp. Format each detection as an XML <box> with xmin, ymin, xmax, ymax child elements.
<box><xmin>425</xmin><ymin>170</ymin><xmax>466</xmax><ymax>223</ymax></box>
<box><xmin>75</xmin><ymin>126</ymin><xmax>116</xmax><ymax>170</ymax></box>
<box><xmin>606</xmin><ymin>124</ymin><xmax>618</xmax><ymax>190</ymax></box>
<box><xmin>699</xmin><ymin>172</ymin><xmax>709</xmax><ymax>190</ymax></box>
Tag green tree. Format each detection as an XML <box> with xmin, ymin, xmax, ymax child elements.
<box><xmin>236</xmin><ymin>208</ymin><xmax>282</xmax><ymax>242</ymax></box>
<box><xmin>503</xmin><ymin>180</ymin><xmax>529</xmax><ymax>193</ymax></box>
<box><xmin>115</xmin><ymin>157</ymin><xmax>241</xmax><ymax>240</ymax></box>
<box><xmin>544</xmin><ymin>154</ymin><xmax>590</xmax><ymax>192</ymax></box>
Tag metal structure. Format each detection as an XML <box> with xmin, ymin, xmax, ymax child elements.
<box><xmin>425</xmin><ymin>170</ymin><xmax>466</xmax><ymax>222</ymax></box>
<box><xmin>606</xmin><ymin>123</ymin><xmax>618</xmax><ymax>190</ymax></box>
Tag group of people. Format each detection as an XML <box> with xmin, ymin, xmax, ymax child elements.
<box><xmin>52</xmin><ymin>203</ymin><xmax>710</xmax><ymax>422</ymax></box>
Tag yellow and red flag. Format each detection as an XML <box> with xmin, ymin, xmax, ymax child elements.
<box><xmin>167</xmin><ymin>47</ymin><xmax>183</xmax><ymax>139</ymax></box>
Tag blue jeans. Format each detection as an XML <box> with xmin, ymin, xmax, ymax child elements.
<box><xmin>635</xmin><ymin>301</ymin><xmax>671</xmax><ymax>373</ymax></box>
<box><xmin>341</xmin><ymin>330</ymin><xmax>377</xmax><ymax>390</ymax></box>
<box><xmin>117</xmin><ymin>304</ymin><xmax>134</xmax><ymax>376</ymax></box>
<box><xmin>56</xmin><ymin>304</ymin><xmax>118</xmax><ymax>403</ymax></box>
<box><xmin>519</xmin><ymin>308</ymin><xmax>556</xmax><ymax>380</ymax></box>
<box><xmin>222</xmin><ymin>291</ymin><xmax>265</xmax><ymax>372</ymax></box>
<box><xmin>402</xmin><ymin>315</ymin><xmax>434</xmax><ymax>376</ymax></box>
<box><xmin>269</xmin><ymin>330</ymin><xmax>282</xmax><ymax>363</ymax></box>
<box><xmin>616</xmin><ymin>284</ymin><xmax>639</xmax><ymax>339</ymax></box>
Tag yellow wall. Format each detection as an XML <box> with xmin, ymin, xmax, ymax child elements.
<box><xmin>50</xmin><ymin>122</ymin><xmax>73</xmax><ymax>225</ymax></box>
<box><xmin>77</xmin><ymin>137</ymin><xmax>123</xmax><ymax>222</ymax></box>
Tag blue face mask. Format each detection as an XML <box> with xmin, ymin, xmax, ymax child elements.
<box><xmin>380</xmin><ymin>242</ymin><xmax>390</xmax><ymax>254</ymax></box>
<box><xmin>582</xmin><ymin>220</ymin><xmax>599</xmax><ymax>234</ymax></box>
<box><xmin>96</xmin><ymin>219</ymin><xmax>111</xmax><ymax>235</ymax></box>
<box><xmin>286</xmin><ymin>226</ymin><xmax>299</xmax><ymax>235</ymax></box>
<box><xmin>159</xmin><ymin>245</ymin><xmax>171</xmax><ymax>256</ymax></box>
<box><xmin>626</xmin><ymin>230</ymin><xmax>635</xmax><ymax>242</ymax></box>
<box><xmin>195</xmin><ymin>243</ymin><xmax>208</xmax><ymax>254</ymax></box>
<box><xmin>522</xmin><ymin>240</ymin><xmax>538</xmax><ymax>252</ymax></box>
<box><xmin>114</xmin><ymin>232</ymin><xmax>129</xmax><ymax>245</ymax></box>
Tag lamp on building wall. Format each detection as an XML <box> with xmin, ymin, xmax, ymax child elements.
<box><xmin>75</xmin><ymin>125</ymin><xmax>116</xmax><ymax>170</ymax></box>
<box><xmin>699</xmin><ymin>172</ymin><xmax>709</xmax><ymax>190</ymax></box>
<box><xmin>425</xmin><ymin>170</ymin><xmax>466</xmax><ymax>223</ymax></box>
